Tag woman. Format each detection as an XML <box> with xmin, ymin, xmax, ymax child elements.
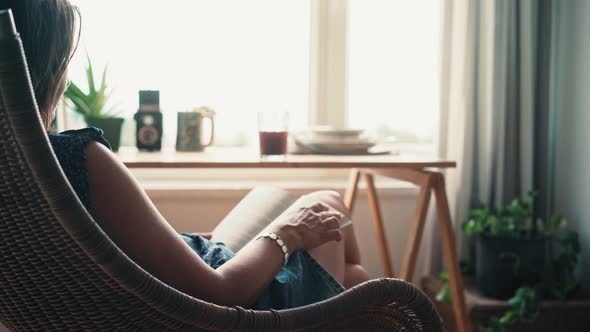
<box><xmin>2</xmin><ymin>0</ymin><xmax>370</xmax><ymax>309</ymax></box>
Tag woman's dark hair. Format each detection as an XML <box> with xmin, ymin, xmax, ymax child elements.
<box><xmin>0</xmin><ymin>0</ymin><xmax>80</xmax><ymax>129</ymax></box>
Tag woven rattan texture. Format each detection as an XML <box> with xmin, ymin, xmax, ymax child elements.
<box><xmin>0</xmin><ymin>104</ymin><xmax>198</xmax><ymax>331</ymax></box>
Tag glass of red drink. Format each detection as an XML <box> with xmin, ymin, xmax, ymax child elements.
<box><xmin>258</xmin><ymin>111</ymin><xmax>288</xmax><ymax>160</ymax></box>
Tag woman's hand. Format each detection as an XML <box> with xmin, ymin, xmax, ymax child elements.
<box><xmin>267</xmin><ymin>203</ymin><xmax>343</xmax><ymax>253</ymax></box>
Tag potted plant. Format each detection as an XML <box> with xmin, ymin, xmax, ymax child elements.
<box><xmin>436</xmin><ymin>192</ymin><xmax>581</xmax><ymax>331</ymax></box>
<box><xmin>64</xmin><ymin>56</ymin><xmax>124</xmax><ymax>151</ymax></box>
<box><xmin>462</xmin><ymin>192</ymin><xmax>551</xmax><ymax>299</ymax></box>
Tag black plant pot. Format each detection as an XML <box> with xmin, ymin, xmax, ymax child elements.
<box><xmin>85</xmin><ymin>116</ymin><xmax>124</xmax><ymax>152</ymax></box>
<box><xmin>475</xmin><ymin>235</ymin><xmax>547</xmax><ymax>299</ymax></box>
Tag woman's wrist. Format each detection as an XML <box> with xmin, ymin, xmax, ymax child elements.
<box><xmin>265</xmin><ymin>224</ymin><xmax>300</xmax><ymax>255</ymax></box>
<box><xmin>257</xmin><ymin>233</ymin><xmax>290</xmax><ymax>267</ymax></box>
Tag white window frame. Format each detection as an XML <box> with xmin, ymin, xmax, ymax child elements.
<box><xmin>309</xmin><ymin>0</ymin><xmax>349</xmax><ymax>128</ymax></box>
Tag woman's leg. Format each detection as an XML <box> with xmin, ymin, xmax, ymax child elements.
<box><xmin>308</xmin><ymin>233</ymin><xmax>346</xmax><ymax>285</ymax></box>
<box><xmin>217</xmin><ymin>188</ymin><xmax>369</xmax><ymax>288</ymax></box>
<box><xmin>301</xmin><ymin>191</ymin><xmax>370</xmax><ymax>288</ymax></box>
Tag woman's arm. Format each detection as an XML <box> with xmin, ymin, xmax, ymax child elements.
<box><xmin>85</xmin><ymin>142</ymin><xmax>341</xmax><ymax>306</ymax></box>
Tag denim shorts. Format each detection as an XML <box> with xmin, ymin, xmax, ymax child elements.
<box><xmin>180</xmin><ymin>233</ymin><xmax>345</xmax><ymax>310</ymax></box>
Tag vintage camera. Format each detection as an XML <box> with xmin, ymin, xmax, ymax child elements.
<box><xmin>134</xmin><ymin>90</ymin><xmax>162</xmax><ymax>151</ymax></box>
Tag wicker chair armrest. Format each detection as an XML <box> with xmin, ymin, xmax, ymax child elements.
<box><xmin>282</xmin><ymin>278</ymin><xmax>443</xmax><ymax>332</ymax></box>
<box><xmin>212</xmin><ymin>278</ymin><xmax>443</xmax><ymax>332</ymax></box>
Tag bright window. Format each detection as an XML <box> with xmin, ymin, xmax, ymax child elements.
<box><xmin>68</xmin><ymin>0</ymin><xmax>310</xmax><ymax>147</ymax></box>
<box><xmin>348</xmin><ymin>0</ymin><xmax>441</xmax><ymax>153</ymax></box>
<box><xmin>66</xmin><ymin>0</ymin><xmax>441</xmax><ymax>155</ymax></box>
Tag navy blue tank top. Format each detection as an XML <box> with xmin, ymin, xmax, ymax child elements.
<box><xmin>48</xmin><ymin>127</ymin><xmax>111</xmax><ymax>210</ymax></box>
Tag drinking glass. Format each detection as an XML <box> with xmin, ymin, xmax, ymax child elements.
<box><xmin>258</xmin><ymin>111</ymin><xmax>289</xmax><ymax>160</ymax></box>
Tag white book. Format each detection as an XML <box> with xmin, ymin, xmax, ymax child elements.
<box><xmin>211</xmin><ymin>186</ymin><xmax>351</xmax><ymax>252</ymax></box>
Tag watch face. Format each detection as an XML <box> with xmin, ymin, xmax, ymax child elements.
<box><xmin>138</xmin><ymin>125</ymin><xmax>159</xmax><ymax>146</ymax></box>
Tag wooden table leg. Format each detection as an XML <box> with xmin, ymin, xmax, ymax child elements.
<box><xmin>400</xmin><ymin>174</ymin><xmax>433</xmax><ymax>281</ymax></box>
<box><xmin>364</xmin><ymin>167</ymin><xmax>471</xmax><ymax>331</ymax></box>
<box><xmin>363</xmin><ymin>173</ymin><xmax>395</xmax><ymax>278</ymax></box>
<box><xmin>432</xmin><ymin>173</ymin><xmax>471</xmax><ymax>332</ymax></box>
<box><xmin>344</xmin><ymin>169</ymin><xmax>360</xmax><ymax>214</ymax></box>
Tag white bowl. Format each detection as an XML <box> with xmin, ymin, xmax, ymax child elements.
<box><xmin>309</xmin><ymin>126</ymin><xmax>365</xmax><ymax>138</ymax></box>
<box><xmin>293</xmin><ymin>132</ymin><xmax>377</xmax><ymax>154</ymax></box>
<box><xmin>295</xmin><ymin>132</ymin><xmax>375</xmax><ymax>144</ymax></box>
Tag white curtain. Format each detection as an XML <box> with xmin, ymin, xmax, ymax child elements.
<box><xmin>434</xmin><ymin>0</ymin><xmax>558</xmax><ymax>263</ymax></box>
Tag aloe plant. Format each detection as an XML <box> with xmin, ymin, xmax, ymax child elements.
<box><xmin>64</xmin><ymin>55</ymin><xmax>117</xmax><ymax>118</ymax></box>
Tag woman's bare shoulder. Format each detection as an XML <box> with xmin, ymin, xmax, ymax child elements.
<box><xmin>84</xmin><ymin>141</ymin><xmax>151</xmax><ymax>217</ymax></box>
<box><xmin>82</xmin><ymin>141</ymin><xmax>224</xmax><ymax>301</ymax></box>
<box><xmin>85</xmin><ymin>140</ymin><xmax>121</xmax><ymax>169</ymax></box>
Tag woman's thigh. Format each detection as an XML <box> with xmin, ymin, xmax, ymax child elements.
<box><xmin>308</xmin><ymin>237</ymin><xmax>345</xmax><ymax>285</ymax></box>
<box><xmin>286</xmin><ymin>191</ymin><xmax>347</xmax><ymax>284</ymax></box>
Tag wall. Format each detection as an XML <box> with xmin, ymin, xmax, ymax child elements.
<box><xmin>554</xmin><ymin>0</ymin><xmax>590</xmax><ymax>289</ymax></box>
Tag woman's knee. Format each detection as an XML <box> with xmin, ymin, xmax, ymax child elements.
<box><xmin>305</xmin><ymin>190</ymin><xmax>347</xmax><ymax>214</ymax></box>
<box><xmin>309</xmin><ymin>237</ymin><xmax>346</xmax><ymax>284</ymax></box>
<box><xmin>344</xmin><ymin>263</ymin><xmax>370</xmax><ymax>288</ymax></box>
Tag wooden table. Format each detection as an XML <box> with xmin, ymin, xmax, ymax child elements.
<box><xmin>118</xmin><ymin>147</ymin><xmax>471</xmax><ymax>332</ymax></box>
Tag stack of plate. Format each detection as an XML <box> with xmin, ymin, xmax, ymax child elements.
<box><xmin>294</xmin><ymin>126</ymin><xmax>385</xmax><ymax>155</ymax></box>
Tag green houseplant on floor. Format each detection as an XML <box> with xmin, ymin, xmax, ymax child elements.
<box><xmin>437</xmin><ymin>191</ymin><xmax>581</xmax><ymax>331</ymax></box>
<box><xmin>462</xmin><ymin>192</ymin><xmax>549</xmax><ymax>299</ymax></box>
<box><xmin>64</xmin><ymin>56</ymin><xmax>124</xmax><ymax>151</ymax></box>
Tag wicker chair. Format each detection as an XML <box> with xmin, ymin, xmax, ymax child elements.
<box><xmin>0</xmin><ymin>9</ymin><xmax>442</xmax><ymax>331</ymax></box>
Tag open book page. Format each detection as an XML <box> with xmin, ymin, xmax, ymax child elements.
<box><xmin>211</xmin><ymin>186</ymin><xmax>296</xmax><ymax>252</ymax></box>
